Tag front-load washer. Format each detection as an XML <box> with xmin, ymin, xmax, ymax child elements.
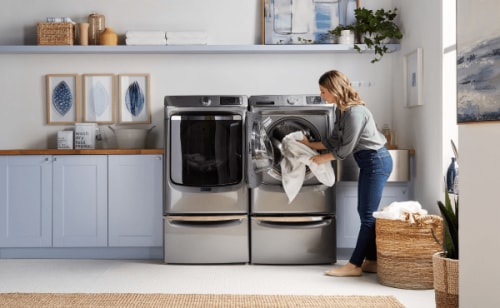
<box><xmin>246</xmin><ymin>95</ymin><xmax>337</xmax><ymax>264</ymax></box>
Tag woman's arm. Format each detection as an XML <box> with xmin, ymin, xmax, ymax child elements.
<box><xmin>299</xmin><ymin>137</ymin><xmax>336</xmax><ymax>164</ymax></box>
<box><xmin>300</xmin><ymin>137</ymin><xmax>327</xmax><ymax>150</ymax></box>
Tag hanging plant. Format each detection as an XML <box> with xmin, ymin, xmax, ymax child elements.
<box><xmin>352</xmin><ymin>7</ymin><xmax>403</xmax><ymax>63</ymax></box>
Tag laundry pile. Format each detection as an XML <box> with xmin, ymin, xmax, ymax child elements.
<box><xmin>373</xmin><ymin>201</ymin><xmax>428</xmax><ymax>221</ymax></box>
<box><xmin>279</xmin><ymin>131</ymin><xmax>335</xmax><ymax>203</ymax></box>
<box><xmin>125</xmin><ymin>31</ymin><xmax>207</xmax><ymax>45</ymax></box>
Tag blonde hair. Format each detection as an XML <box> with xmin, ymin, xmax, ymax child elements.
<box><xmin>319</xmin><ymin>70</ymin><xmax>365</xmax><ymax>108</ymax></box>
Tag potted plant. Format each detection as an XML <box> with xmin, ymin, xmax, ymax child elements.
<box><xmin>352</xmin><ymin>7</ymin><xmax>403</xmax><ymax>63</ymax></box>
<box><xmin>433</xmin><ymin>183</ymin><xmax>459</xmax><ymax>307</ymax></box>
<box><xmin>326</xmin><ymin>24</ymin><xmax>355</xmax><ymax>45</ymax></box>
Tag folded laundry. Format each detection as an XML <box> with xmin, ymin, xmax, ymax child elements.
<box><xmin>373</xmin><ymin>201</ymin><xmax>428</xmax><ymax>221</ymax></box>
<box><xmin>166</xmin><ymin>38</ymin><xmax>207</xmax><ymax>45</ymax></box>
<box><xmin>165</xmin><ymin>31</ymin><xmax>208</xmax><ymax>45</ymax></box>
<box><xmin>46</xmin><ymin>17</ymin><xmax>74</xmax><ymax>23</ymax></box>
<box><xmin>280</xmin><ymin>131</ymin><xmax>335</xmax><ymax>203</ymax></box>
<box><xmin>125</xmin><ymin>31</ymin><xmax>167</xmax><ymax>39</ymax></box>
<box><xmin>125</xmin><ymin>38</ymin><xmax>167</xmax><ymax>45</ymax></box>
<box><xmin>165</xmin><ymin>31</ymin><xmax>207</xmax><ymax>40</ymax></box>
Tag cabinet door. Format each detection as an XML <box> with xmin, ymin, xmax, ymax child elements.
<box><xmin>52</xmin><ymin>155</ymin><xmax>108</xmax><ymax>247</ymax></box>
<box><xmin>108</xmin><ymin>155</ymin><xmax>163</xmax><ymax>247</ymax></box>
<box><xmin>336</xmin><ymin>182</ymin><xmax>410</xmax><ymax>248</ymax></box>
<box><xmin>0</xmin><ymin>156</ymin><xmax>52</xmax><ymax>247</ymax></box>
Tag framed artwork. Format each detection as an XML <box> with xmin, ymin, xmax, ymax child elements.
<box><xmin>46</xmin><ymin>74</ymin><xmax>79</xmax><ymax>124</ymax></box>
<box><xmin>82</xmin><ymin>74</ymin><xmax>115</xmax><ymax>123</ymax></box>
<box><xmin>118</xmin><ymin>74</ymin><xmax>151</xmax><ymax>124</ymax></box>
<box><xmin>404</xmin><ymin>48</ymin><xmax>423</xmax><ymax>107</ymax></box>
<box><xmin>262</xmin><ymin>0</ymin><xmax>359</xmax><ymax>44</ymax></box>
<box><xmin>457</xmin><ymin>35</ymin><xmax>500</xmax><ymax>123</ymax></box>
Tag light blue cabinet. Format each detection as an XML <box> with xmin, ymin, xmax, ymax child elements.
<box><xmin>108</xmin><ymin>155</ymin><xmax>163</xmax><ymax>247</ymax></box>
<box><xmin>0</xmin><ymin>156</ymin><xmax>52</xmax><ymax>247</ymax></box>
<box><xmin>52</xmin><ymin>155</ymin><xmax>108</xmax><ymax>247</ymax></box>
<box><xmin>0</xmin><ymin>154</ymin><xmax>163</xmax><ymax>252</ymax></box>
<box><xmin>336</xmin><ymin>182</ymin><xmax>410</xmax><ymax>248</ymax></box>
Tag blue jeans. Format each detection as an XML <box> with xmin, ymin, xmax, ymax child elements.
<box><xmin>349</xmin><ymin>147</ymin><xmax>393</xmax><ymax>267</ymax></box>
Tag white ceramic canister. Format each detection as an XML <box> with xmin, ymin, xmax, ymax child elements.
<box><xmin>339</xmin><ymin>30</ymin><xmax>355</xmax><ymax>45</ymax></box>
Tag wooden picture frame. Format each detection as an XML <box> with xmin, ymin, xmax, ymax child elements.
<box><xmin>118</xmin><ymin>74</ymin><xmax>151</xmax><ymax>124</ymax></box>
<box><xmin>404</xmin><ymin>48</ymin><xmax>423</xmax><ymax>107</ymax></box>
<box><xmin>82</xmin><ymin>74</ymin><xmax>115</xmax><ymax>124</ymax></box>
<box><xmin>46</xmin><ymin>74</ymin><xmax>79</xmax><ymax>124</ymax></box>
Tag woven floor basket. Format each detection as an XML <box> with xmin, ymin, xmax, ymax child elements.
<box><xmin>433</xmin><ymin>253</ymin><xmax>459</xmax><ymax>308</ymax></box>
<box><xmin>37</xmin><ymin>22</ymin><xmax>74</xmax><ymax>45</ymax></box>
<box><xmin>376</xmin><ymin>215</ymin><xmax>443</xmax><ymax>289</ymax></box>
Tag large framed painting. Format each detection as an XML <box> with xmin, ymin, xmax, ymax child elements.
<box><xmin>262</xmin><ymin>0</ymin><xmax>359</xmax><ymax>44</ymax></box>
<box><xmin>457</xmin><ymin>2</ymin><xmax>500</xmax><ymax>123</ymax></box>
<box><xmin>46</xmin><ymin>74</ymin><xmax>79</xmax><ymax>125</ymax></box>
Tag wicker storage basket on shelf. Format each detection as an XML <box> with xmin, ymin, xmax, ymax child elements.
<box><xmin>37</xmin><ymin>22</ymin><xmax>74</xmax><ymax>45</ymax></box>
<box><xmin>376</xmin><ymin>214</ymin><xmax>443</xmax><ymax>289</ymax></box>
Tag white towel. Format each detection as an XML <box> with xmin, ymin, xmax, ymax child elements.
<box><xmin>165</xmin><ymin>31</ymin><xmax>207</xmax><ymax>40</ymax></box>
<box><xmin>165</xmin><ymin>31</ymin><xmax>208</xmax><ymax>45</ymax></box>
<box><xmin>373</xmin><ymin>201</ymin><xmax>428</xmax><ymax>221</ymax></box>
<box><xmin>125</xmin><ymin>38</ymin><xmax>167</xmax><ymax>45</ymax></box>
<box><xmin>280</xmin><ymin>131</ymin><xmax>335</xmax><ymax>203</ymax></box>
<box><xmin>126</xmin><ymin>31</ymin><xmax>166</xmax><ymax>39</ymax></box>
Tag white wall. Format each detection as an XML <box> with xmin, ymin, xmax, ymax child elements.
<box><xmin>457</xmin><ymin>0</ymin><xmax>500</xmax><ymax>306</ymax></box>
<box><xmin>0</xmin><ymin>0</ymin><xmax>396</xmax><ymax>150</ymax></box>
<box><xmin>392</xmin><ymin>0</ymin><xmax>455</xmax><ymax>215</ymax></box>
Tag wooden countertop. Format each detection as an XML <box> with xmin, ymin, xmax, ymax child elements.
<box><xmin>0</xmin><ymin>149</ymin><xmax>164</xmax><ymax>155</ymax></box>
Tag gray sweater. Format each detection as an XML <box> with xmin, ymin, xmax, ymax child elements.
<box><xmin>324</xmin><ymin>105</ymin><xmax>386</xmax><ymax>160</ymax></box>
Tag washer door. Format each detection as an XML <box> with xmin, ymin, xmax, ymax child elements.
<box><xmin>246</xmin><ymin>112</ymin><xmax>274</xmax><ymax>188</ymax></box>
<box><xmin>170</xmin><ymin>114</ymin><xmax>243</xmax><ymax>187</ymax></box>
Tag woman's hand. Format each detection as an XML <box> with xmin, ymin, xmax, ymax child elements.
<box><xmin>310</xmin><ymin>153</ymin><xmax>334</xmax><ymax>165</ymax></box>
<box><xmin>299</xmin><ymin>136</ymin><xmax>310</xmax><ymax>146</ymax></box>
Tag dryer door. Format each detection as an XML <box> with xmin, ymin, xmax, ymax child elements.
<box><xmin>246</xmin><ymin>111</ymin><xmax>274</xmax><ymax>188</ymax></box>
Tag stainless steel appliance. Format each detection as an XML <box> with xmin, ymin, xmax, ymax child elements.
<box><xmin>247</xmin><ymin>95</ymin><xmax>337</xmax><ymax>264</ymax></box>
<box><xmin>163</xmin><ymin>95</ymin><xmax>249</xmax><ymax>264</ymax></box>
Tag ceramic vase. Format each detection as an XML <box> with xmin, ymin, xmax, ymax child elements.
<box><xmin>338</xmin><ymin>30</ymin><xmax>354</xmax><ymax>45</ymax></box>
<box><xmin>100</xmin><ymin>28</ymin><xmax>118</xmax><ymax>45</ymax></box>
<box><xmin>446</xmin><ymin>157</ymin><xmax>459</xmax><ymax>194</ymax></box>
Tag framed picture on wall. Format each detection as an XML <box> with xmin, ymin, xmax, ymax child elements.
<box><xmin>262</xmin><ymin>0</ymin><xmax>359</xmax><ymax>44</ymax></box>
<box><xmin>82</xmin><ymin>74</ymin><xmax>115</xmax><ymax>124</ymax></box>
<box><xmin>118</xmin><ymin>74</ymin><xmax>151</xmax><ymax>124</ymax></box>
<box><xmin>46</xmin><ymin>74</ymin><xmax>79</xmax><ymax>124</ymax></box>
<box><xmin>404</xmin><ymin>48</ymin><xmax>423</xmax><ymax>107</ymax></box>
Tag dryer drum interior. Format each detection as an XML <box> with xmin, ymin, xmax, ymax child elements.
<box><xmin>266</xmin><ymin>116</ymin><xmax>321</xmax><ymax>178</ymax></box>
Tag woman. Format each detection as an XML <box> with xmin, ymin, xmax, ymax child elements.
<box><xmin>300</xmin><ymin>70</ymin><xmax>393</xmax><ymax>277</ymax></box>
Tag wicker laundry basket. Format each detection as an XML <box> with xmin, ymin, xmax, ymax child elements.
<box><xmin>376</xmin><ymin>215</ymin><xmax>443</xmax><ymax>289</ymax></box>
<box><xmin>37</xmin><ymin>22</ymin><xmax>75</xmax><ymax>45</ymax></box>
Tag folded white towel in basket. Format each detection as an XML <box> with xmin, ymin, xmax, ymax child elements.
<box><xmin>280</xmin><ymin>131</ymin><xmax>335</xmax><ymax>203</ymax></box>
<box><xmin>373</xmin><ymin>201</ymin><xmax>428</xmax><ymax>221</ymax></box>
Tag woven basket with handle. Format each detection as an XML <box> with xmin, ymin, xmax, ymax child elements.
<box><xmin>376</xmin><ymin>214</ymin><xmax>443</xmax><ymax>289</ymax></box>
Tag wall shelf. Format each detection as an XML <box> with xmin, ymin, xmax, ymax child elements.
<box><xmin>0</xmin><ymin>44</ymin><xmax>400</xmax><ymax>54</ymax></box>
